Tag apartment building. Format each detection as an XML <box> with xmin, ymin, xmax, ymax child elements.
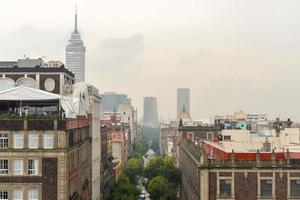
<box><xmin>0</xmin><ymin>87</ymin><xmax>92</xmax><ymax>200</ymax></box>
<box><xmin>178</xmin><ymin>126</ymin><xmax>300</xmax><ymax>200</ymax></box>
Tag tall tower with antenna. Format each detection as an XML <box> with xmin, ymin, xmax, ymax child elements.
<box><xmin>65</xmin><ymin>5</ymin><xmax>86</xmax><ymax>82</ymax></box>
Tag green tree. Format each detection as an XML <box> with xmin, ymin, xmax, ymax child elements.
<box><xmin>124</xmin><ymin>158</ymin><xmax>143</xmax><ymax>184</ymax></box>
<box><xmin>128</xmin><ymin>151</ymin><xmax>143</xmax><ymax>160</ymax></box>
<box><xmin>107</xmin><ymin>176</ymin><xmax>140</xmax><ymax>200</ymax></box>
<box><xmin>133</xmin><ymin>140</ymin><xmax>148</xmax><ymax>155</ymax></box>
<box><xmin>144</xmin><ymin>156</ymin><xmax>181</xmax><ymax>186</ymax></box>
<box><xmin>144</xmin><ymin>156</ymin><xmax>164</xmax><ymax>179</ymax></box>
<box><xmin>147</xmin><ymin>176</ymin><xmax>169</xmax><ymax>200</ymax></box>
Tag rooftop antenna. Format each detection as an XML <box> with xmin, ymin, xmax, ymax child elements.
<box><xmin>74</xmin><ymin>4</ymin><xmax>78</xmax><ymax>33</ymax></box>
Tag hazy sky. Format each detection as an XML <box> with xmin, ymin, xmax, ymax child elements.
<box><xmin>1</xmin><ymin>0</ymin><xmax>300</xmax><ymax>121</ymax></box>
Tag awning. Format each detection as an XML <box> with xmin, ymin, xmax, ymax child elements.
<box><xmin>0</xmin><ymin>86</ymin><xmax>77</xmax><ymax>118</ymax></box>
<box><xmin>0</xmin><ymin>86</ymin><xmax>61</xmax><ymax>101</ymax></box>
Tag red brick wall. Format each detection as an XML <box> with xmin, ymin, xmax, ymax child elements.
<box><xmin>234</xmin><ymin>172</ymin><xmax>257</xmax><ymax>200</ymax></box>
<box><xmin>275</xmin><ymin>172</ymin><xmax>287</xmax><ymax>200</ymax></box>
<box><xmin>209</xmin><ymin>172</ymin><xmax>217</xmax><ymax>200</ymax></box>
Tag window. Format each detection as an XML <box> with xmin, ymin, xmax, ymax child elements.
<box><xmin>223</xmin><ymin>135</ymin><xmax>231</xmax><ymax>141</ymax></box>
<box><xmin>0</xmin><ymin>160</ymin><xmax>8</xmax><ymax>175</ymax></box>
<box><xmin>28</xmin><ymin>160</ymin><xmax>38</xmax><ymax>175</ymax></box>
<box><xmin>13</xmin><ymin>160</ymin><xmax>23</xmax><ymax>175</ymax></box>
<box><xmin>261</xmin><ymin>179</ymin><xmax>272</xmax><ymax>198</ymax></box>
<box><xmin>12</xmin><ymin>189</ymin><xmax>23</xmax><ymax>200</ymax></box>
<box><xmin>291</xmin><ymin>180</ymin><xmax>300</xmax><ymax>197</ymax></box>
<box><xmin>28</xmin><ymin>134</ymin><xmax>39</xmax><ymax>149</ymax></box>
<box><xmin>16</xmin><ymin>77</ymin><xmax>36</xmax><ymax>88</ymax></box>
<box><xmin>28</xmin><ymin>189</ymin><xmax>38</xmax><ymax>200</ymax></box>
<box><xmin>13</xmin><ymin>134</ymin><xmax>24</xmax><ymax>149</ymax></box>
<box><xmin>220</xmin><ymin>179</ymin><xmax>232</xmax><ymax>197</ymax></box>
<box><xmin>43</xmin><ymin>134</ymin><xmax>53</xmax><ymax>149</ymax></box>
<box><xmin>0</xmin><ymin>190</ymin><xmax>8</xmax><ymax>200</ymax></box>
<box><xmin>0</xmin><ymin>133</ymin><xmax>8</xmax><ymax>149</ymax></box>
<box><xmin>0</xmin><ymin>78</ymin><xmax>15</xmax><ymax>91</ymax></box>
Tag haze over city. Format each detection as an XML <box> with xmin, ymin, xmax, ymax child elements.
<box><xmin>1</xmin><ymin>0</ymin><xmax>300</xmax><ymax>120</ymax></box>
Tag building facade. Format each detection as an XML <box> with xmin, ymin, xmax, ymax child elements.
<box><xmin>100</xmin><ymin>92</ymin><xmax>128</xmax><ymax>113</ymax></box>
<box><xmin>177</xmin><ymin>88</ymin><xmax>190</xmax><ymax>118</ymax></box>
<box><xmin>178</xmin><ymin>126</ymin><xmax>300</xmax><ymax>200</ymax></box>
<box><xmin>100</xmin><ymin>125</ymin><xmax>114</xmax><ymax>200</ymax></box>
<box><xmin>143</xmin><ymin>96</ymin><xmax>159</xmax><ymax>128</ymax></box>
<box><xmin>65</xmin><ymin>8</ymin><xmax>86</xmax><ymax>82</ymax></box>
<box><xmin>0</xmin><ymin>60</ymin><xmax>74</xmax><ymax>94</ymax></box>
<box><xmin>0</xmin><ymin>102</ymin><xmax>92</xmax><ymax>200</ymax></box>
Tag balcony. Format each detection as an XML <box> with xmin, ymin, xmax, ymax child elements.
<box><xmin>0</xmin><ymin>116</ymin><xmax>66</xmax><ymax>131</ymax></box>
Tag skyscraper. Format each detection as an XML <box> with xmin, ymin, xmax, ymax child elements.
<box><xmin>177</xmin><ymin>88</ymin><xmax>190</xmax><ymax>117</ymax></box>
<box><xmin>143</xmin><ymin>96</ymin><xmax>159</xmax><ymax>128</ymax></box>
<box><xmin>66</xmin><ymin>6</ymin><xmax>86</xmax><ymax>82</ymax></box>
<box><xmin>100</xmin><ymin>92</ymin><xmax>128</xmax><ymax>112</ymax></box>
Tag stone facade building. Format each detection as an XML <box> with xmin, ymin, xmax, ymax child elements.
<box><xmin>0</xmin><ymin>109</ymin><xmax>92</xmax><ymax>199</ymax></box>
<box><xmin>178</xmin><ymin>126</ymin><xmax>300</xmax><ymax>200</ymax></box>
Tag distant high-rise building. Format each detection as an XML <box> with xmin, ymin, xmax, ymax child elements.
<box><xmin>177</xmin><ymin>88</ymin><xmax>190</xmax><ymax>117</ymax></box>
<box><xmin>100</xmin><ymin>92</ymin><xmax>128</xmax><ymax>112</ymax></box>
<box><xmin>66</xmin><ymin>6</ymin><xmax>86</xmax><ymax>82</ymax></box>
<box><xmin>143</xmin><ymin>96</ymin><xmax>159</xmax><ymax>128</ymax></box>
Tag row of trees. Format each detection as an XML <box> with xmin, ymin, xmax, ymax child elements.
<box><xmin>107</xmin><ymin>141</ymin><xmax>181</xmax><ymax>200</ymax></box>
<box><xmin>106</xmin><ymin>141</ymin><xmax>147</xmax><ymax>200</ymax></box>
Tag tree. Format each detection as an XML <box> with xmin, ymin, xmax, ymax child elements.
<box><xmin>127</xmin><ymin>151</ymin><xmax>143</xmax><ymax>160</ymax></box>
<box><xmin>107</xmin><ymin>176</ymin><xmax>140</xmax><ymax>200</ymax></box>
<box><xmin>133</xmin><ymin>140</ymin><xmax>148</xmax><ymax>155</ymax></box>
<box><xmin>144</xmin><ymin>156</ymin><xmax>181</xmax><ymax>186</ymax></box>
<box><xmin>124</xmin><ymin>158</ymin><xmax>143</xmax><ymax>184</ymax></box>
<box><xmin>163</xmin><ymin>156</ymin><xmax>181</xmax><ymax>187</ymax></box>
<box><xmin>144</xmin><ymin>156</ymin><xmax>165</xmax><ymax>179</ymax></box>
<box><xmin>147</xmin><ymin>176</ymin><xmax>169</xmax><ymax>200</ymax></box>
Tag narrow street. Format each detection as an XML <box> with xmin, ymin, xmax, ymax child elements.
<box><xmin>137</xmin><ymin>149</ymin><xmax>155</xmax><ymax>200</ymax></box>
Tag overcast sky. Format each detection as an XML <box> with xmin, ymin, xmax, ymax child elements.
<box><xmin>1</xmin><ymin>0</ymin><xmax>300</xmax><ymax>121</ymax></box>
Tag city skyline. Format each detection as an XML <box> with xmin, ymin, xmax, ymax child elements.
<box><xmin>1</xmin><ymin>0</ymin><xmax>300</xmax><ymax>120</ymax></box>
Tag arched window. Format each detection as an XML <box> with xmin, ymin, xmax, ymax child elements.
<box><xmin>16</xmin><ymin>77</ymin><xmax>36</xmax><ymax>88</ymax></box>
<box><xmin>0</xmin><ymin>78</ymin><xmax>15</xmax><ymax>91</ymax></box>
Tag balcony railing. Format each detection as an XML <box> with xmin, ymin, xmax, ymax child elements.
<box><xmin>0</xmin><ymin>117</ymin><xmax>66</xmax><ymax>131</ymax></box>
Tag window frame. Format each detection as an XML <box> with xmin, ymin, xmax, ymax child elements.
<box><xmin>0</xmin><ymin>160</ymin><xmax>8</xmax><ymax>175</ymax></box>
<box><xmin>28</xmin><ymin>134</ymin><xmax>39</xmax><ymax>149</ymax></box>
<box><xmin>290</xmin><ymin>179</ymin><xmax>300</xmax><ymax>198</ymax></box>
<box><xmin>0</xmin><ymin>133</ymin><xmax>8</xmax><ymax>149</ymax></box>
<box><xmin>27</xmin><ymin>189</ymin><xmax>38</xmax><ymax>200</ymax></box>
<box><xmin>28</xmin><ymin>159</ymin><xmax>38</xmax><ymax>176</ymax></box>
<box><xmin>13</xmin><ymin>133</ymin><xmax>24</xmax><ymax>149</ymax></box>
<box><xmin>219</xmin><ymin>179</ymin><xmax>232</xmax><ymax>198</ymax></box>
<box><xmin>217</xmin><ymin>172</ymin><xmax>234</xmax><ymax>199</ymax></box>
<box><xmin>0</xmin><ymin>189</ymin><xmax>8</xmax><ymax>200</ymax></box>
<box><xmin>260</xmin><ymin>179</ymin><xmax>273</xmax><ymax>198</ymax></box>
<box><xmin>258</xmin><ymin>173</ymin><xmax>275</xmax><ymax>199</ymax></box>
<box><xmin>289</xmin><ymin>176</ymin><xmax>300</xmax><ymax>198</ymax></box>
<box><xmin>43</xmin><ymin>133</ymin><xmax>54</xmax><ymax>149</ymax></box>
<box><xmin>13</xmin><ymin>159</ymin><xmax>24</xmax><ymax>176</ymax></box>
<box><xmin>12</xmin><ymin>189</ymin><xmax>23</xmax><ymax>200</ymax></box>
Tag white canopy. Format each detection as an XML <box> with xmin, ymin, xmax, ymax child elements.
<box><xmin>0</xmin><ymin>86</ymin><xmax>78</xmax><ymax>118</ymax></box>
<box><xmin>0</xmin><ymin>86</ymin><xmax>61</xmax><ymax>101</ymax></box>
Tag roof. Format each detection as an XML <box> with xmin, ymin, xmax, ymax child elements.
<box><xmin>203</xmin><ymin>140</ymin><xmax>300</xmax><ymax>161</ymax></box>
<box><xmin>0</xmin><ymin>65</ymin><xmax>74</xmax><ymax>77</ymax></box>
<box><xmin>0</xmin><ymin>61</ymin><xmax>17</xmax><ymax>67</ymax></box>
<box><xmin>0</xmin><ymin>86</ymin><xmax>62</xmax><ymax>101</ymax></box>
